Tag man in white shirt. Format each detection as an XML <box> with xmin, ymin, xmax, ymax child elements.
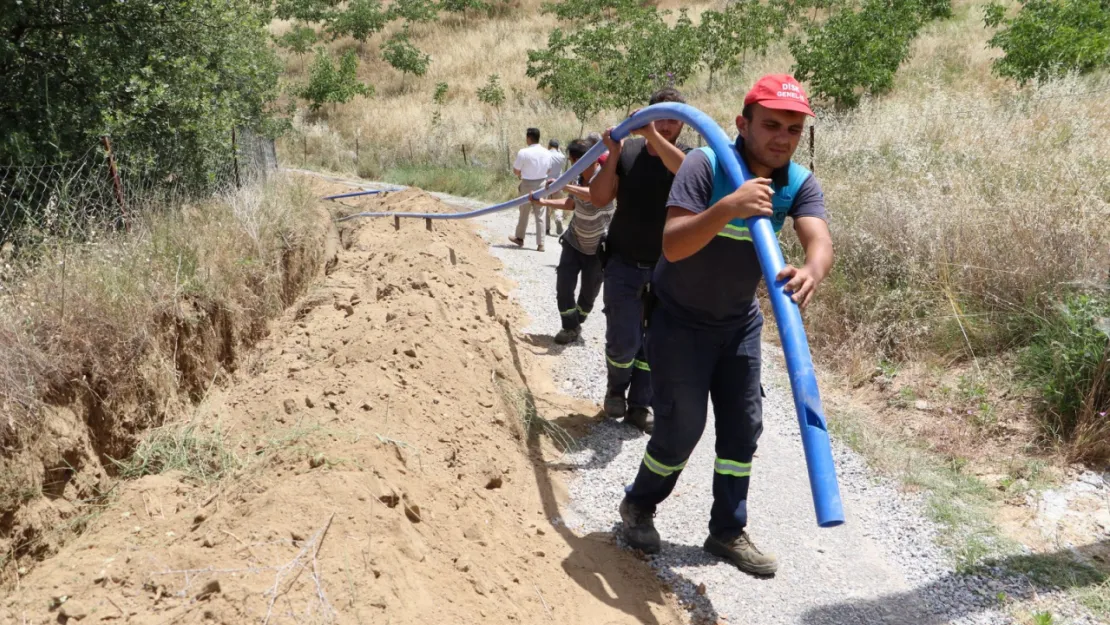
<box><xmin>545</xmin><ymin>139</ymin><xmax>567</xmax><ymax>237</ymax></box>
<box><xmin>509</xmin><ymin>127</ymin><xmax>552</xmax><ymax>252</ymax></box>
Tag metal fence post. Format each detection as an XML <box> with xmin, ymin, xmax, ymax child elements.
<box><xmin>232</xmin><ymin>127</ymin><xmax>241</xmax><ymax>189</ymax></box>
<box><xmin>100</xmin><ymin>135</ymin><xmax>129</xmax><ymax>230</ymax></box>
<box><xmin>809</xmin><ymin>125</ymin><xmax>815</xmax><ymax>173</ymax></box>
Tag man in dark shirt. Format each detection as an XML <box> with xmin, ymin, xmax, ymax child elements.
<box><xmin>618</xmin><ymin>75</ymin><xmax>834</xmax><ymax>577</ymax></box>
<box><xmin>590</xmin><ymin>87</ymin><xmax>690</xmax><ymax>434</ymax></box>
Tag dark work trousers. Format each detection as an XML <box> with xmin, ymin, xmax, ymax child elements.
<box><xmin>556</xmin><ymin>240</ymin><xmax>603</xmax><ymax>331</ymax></box>
<box><xmin>603</xmin><ymin>255</ymin><xmax>654</xmax><ymax>409</ymax></box>
<box><xmin>625</xmin><ymin>305</ymin><xmax>764</xmax><ymax>540</ymax></box>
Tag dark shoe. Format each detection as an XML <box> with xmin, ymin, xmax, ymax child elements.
<box><xmin>603</xmin><ymin>393</ymin><xmax>627</xmax><ymax>419</ymax></box>
<box><xmin>703</xmin><ymin>531</ymin><xmax>778</xmax><ymax>576</ymax></box>
<box><xmin>508</xmin><ymin>236</ymin><xmax>524</xmax><ymax>247</ymax></box>
<box><xmin>537</xmin><ymin>244</ymin><xmax>545</xmax><ymax>252</ymax></box>
<box><xmin>619</xmin><ymin>497</ymin><xmax>660</xmax><ymax>554</ymax></box>
<box><xmin>624</xmin><ymin>406</ymin><xmax>654</xmax><ymax>434</ymax></box>
<box><xmin>554</xmin><ymin>327</ymin><xmax>580</xmax><ymax>344</ymax></box>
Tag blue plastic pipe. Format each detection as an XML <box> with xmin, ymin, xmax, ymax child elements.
<box><xmin>323</xmin><ymin>189</ymin><xmax>385</xmax><ymax>200</ymax></box>
<box><xmin>342</xmin><ymin>103</ymin><xmax>845</xmax><ymax>527</ymax></box>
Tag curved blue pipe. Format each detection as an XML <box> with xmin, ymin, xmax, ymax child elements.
<box><xmin>324</xmin><ymin>189</ymin><xmax>385</xmax><ymax>201</ymax></box>
<box><xmin>342</xmin><ymin>103</ymin><xmax>844</xmax><ymax>527</ymax></box>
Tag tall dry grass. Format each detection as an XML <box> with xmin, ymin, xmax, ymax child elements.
<box><xmin>278</xmin><ymin>0</ymin><xmax>1110</xmax><ymax>381</ymax></box>
<box><xmin>0</xmin><ymin>176</ymin><xmax>322</xmax><ymax>451</ymax></box>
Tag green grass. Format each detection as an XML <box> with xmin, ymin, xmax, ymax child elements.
<box><xmin>378</xmin><ymin>164</ymin><xmax>519</xmax><ymax>202</ymax></box>
<box><xmin>114</xmin><ymin>423</ymin><xmax>242</xmax><ymax>483</ymax></box>
<box><xmin>828</xmin><ymin>408</ymin><xmax>1008</xmax><ymax>571</ymax></box>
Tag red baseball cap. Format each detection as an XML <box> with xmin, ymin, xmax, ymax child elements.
<box><xmin>744</xmin><ymin>74</ymin><xmax>814</xmax><ymax>117</ymax></box>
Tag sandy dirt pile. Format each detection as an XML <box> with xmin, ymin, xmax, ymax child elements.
<box><xmin>2</xmin><ymin>183</ymin><xmax>681</xmax><ymax>625</ymax></box>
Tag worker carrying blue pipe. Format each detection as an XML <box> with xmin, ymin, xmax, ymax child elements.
<box><xmin>590</xmin><ymin>87</ymin><xmax>693</xmax><ymax>435</ymax></box>
<box><xmin>619</xmin><ymin>74</ymin><xmax>836</xmax><ymax>577</ymax></box>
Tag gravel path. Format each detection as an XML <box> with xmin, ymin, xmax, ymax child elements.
<box><xmin>299</xmin><ymin>171</ymin><xmax>1095</xmax><ymax>625</ymax></box>
<box><xmin>467</xmin><ymin>207</ymin><xmax>1031</xmax><ymax>625</ymax></box>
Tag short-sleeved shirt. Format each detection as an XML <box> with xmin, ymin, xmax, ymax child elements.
<box><xmin>563</xmin><ymin>170</ymin><xmax>614</xmax><ymax>255</ymax></box>
<box><xmin>653</xmin><ymin>139</ymin><xmax>828</xmax><ymax>328</ymax></box>
<box><xmin>607</xmin><ymin>137</ymin><xmax>692</xmax><ymax>265</ymax></box>
<box><xmin>513</xmin><ymin>143</ymin><xmax>551</xmax><ymax>180</ymax></box>
<box><xmin>547</xmin><ymin>149</ymin><xmax>566</xmax><ymax>179</ymax></box>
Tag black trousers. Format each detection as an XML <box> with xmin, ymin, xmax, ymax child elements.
<box><xmin>556</xmin><ymin>240</ymin><xmax>604</xmax><ymax>331</ymax></box>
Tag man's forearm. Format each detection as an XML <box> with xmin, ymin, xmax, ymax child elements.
<box><xmin>564</xmin><ymin>184</ymin><xmax>591</xmax><ymax>201</ymax></box>
<box><xmin>645</xmin><ymin>130</ymin><xmax>686</xmax><ymax>174</ymax></box>
<box><xmin>803</xmin><ymin>238</ymin><xmax>834</xmax><ymax>281</ymax></box>
<box><xmin>590</xmin><ymin>153</ymin><xmax>620</xmax><ymax>207</ymax></box>
<box><xmin>662</xmin><ymin>205</ymin><xmax>734</xmax><ymax>262</ymax></box>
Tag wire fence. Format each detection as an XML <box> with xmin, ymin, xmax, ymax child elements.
<box><xmin>0</xmin><ymin>129</ymin><xmax>278</xmax><ymax>249</ymax></box>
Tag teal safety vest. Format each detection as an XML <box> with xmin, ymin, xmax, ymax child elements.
<box><xmin>698</xmin><ymin>145</ymin><xmax>811</xmax><ymax>242</ymax></box>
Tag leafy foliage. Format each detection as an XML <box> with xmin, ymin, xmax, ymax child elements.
<box><xmin>389</xmin><ymin>0</ymin><xmax>441</xmax><ymax>23</ymax></box>
<box><xmin>433</xmin><ymin>82</ymin><xmax>450</xmax><ymax>105</ymax></box>
<box><xmin>273</xmin><ymin>0</ymin><xmax>342</xmax><ymax>22</ymax></box>
<box><xmin>1023</xmin><ymin>291</ymin><xmax>1110</xmax><ymax>455</ymax></box>
<box><xmin>299</xmin><ymin>48</ymin><xmax>372</xmax><ymax>111</ymax></box>
<box><xmin>476</xmin><ymin>74</ymin><xmax>506</xmax><ymax>109</ymax></box>
<box><xmin>698</xmin><ymin>0</ymin><xmax>785</xmax><ymax>90</ymax></box>
<box><xmin>383</xmin><ymin>27</ymin><xmax>431</xmax><ymax>86</ymax></box>
<box><xmin>275</xmin><ymin>24</ymin><xmax>319</xmax><ymax>59</ymax></box>
<box><xmin>326</xmin><ymin>0</ymin><xmax>389</xmax><ymax>42</ymax></box>
<box><xmin>1</xmin><ymin>0</ymin><xmax>282</xmax><ymax>188</ymax></box>
<box><xmin>984</xmin><ymin>0</ymin><xmax>1110</xmax><ymax>84</ymax></box>
<box><xmin>527</xmin><ymin>3</ymin><xmax>702</xmax><ymax>115</ymax></box>
<box><xmin>790</xmin><ymin>0</ymin><xmax>930</xmax><ymax>109</ymax></box>
<box><xmin>441</xmin><ymin>0</ymin><xmax>492</xmax><ymax>16</ymax></box>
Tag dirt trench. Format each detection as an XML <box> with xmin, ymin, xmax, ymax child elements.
<box><xmin>1</xmin><ymin>183</ymin><xmax>682</xmax><ymax>625</ymax></box>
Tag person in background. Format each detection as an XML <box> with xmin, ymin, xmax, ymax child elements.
<box><xmin>509</xmin><ymin>127</ymin><xmax>552</xmax><ymax>252</ymax></box>
<box><xmin>529</xmin><ymin>139</ymin><xmax>615</xmax><ymax>344</ymax></box>
<box><xmin>618</xmin><ymin>74</ymin><xmax>833</xmax><ymax>578</ymax></box>
<box><xmin>589</xmin><ymin>88</ymin><xmax>691</xmax><ymax>434</ymax></box>
<box><xmin>545</xmin><ymin>139</ymin><xmax>567</xmax><ymax>237</ymax></box>
<box><xmin>586</xmin><ymin>131</ymin><xmax>609</xmax><ymax>167</ymax></box>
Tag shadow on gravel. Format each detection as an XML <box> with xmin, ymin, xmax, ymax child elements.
<box><xmin>498</xmin><ymin>315</ymin><xmax>701</xmax><ymax>625</ymax></box>
<box><xmin>799</xmin><ymin>541</ymin><xmax>1110</xmax><ymax>625</ymax></box>
<box><xmin>546</xmin><ymin>418</ymin><xmax>646</xmax><ymax>473</ymax></box>
<box><xmin>520</xmin><ymin>332</ymin><xmax>569</xmax><ymax>356</ymax></box>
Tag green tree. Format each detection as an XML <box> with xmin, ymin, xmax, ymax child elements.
<box><xmin>389</xmin><ymin>0</ymin><xmax>441</xmax><ymax>23</ymax></box>
<box><xmin>441</xmin><ymin>0</ymin><xmax>492</xmax><ymax>22</ymax></box>
<box><xmin>526</xmin><ymin>29</ymin><xmax>610</xmax><ymax>134</ymax></box>
<box><xmin>0</xmin><ymin>0</ymin><xmax>282</xmax><ymax>188</ymax></box>
<box><xmin>383</xmin><ymin>27</ymin><xmax>430</xmax><ymax>88</ymax></box>
<box><xmin>477</xmin><ymin>74</ymin><xmax>509</xmax><ymax>166</ymax></box>
<box><xmin>476</xmin><ymin>73</ymin><xmax>506</xmax><ymax>109</ymax></box>
<box><xmin>983</xmin><ymin>0</ymin><xmax>1110</xmax><ymax>84</ymax></box>
<box><xmin>326</xmin><ymin>0</ymin><xmax>389</xmax><ymax>42</ymax></box>
<box><xmin>698</xmin><ymin>1</ymin><xmax>780</xmax><ymax>91</ymax></box>
<box><xmin>299</xmin><ymin>48</ymin><xmax>372</xmax><ymax>112</ymax></box>
<box><xmin>790</xmin><ymin>0</ymin><xmax>924</xmax><ymax>109</ymax></box>
<box><xmin>275</xmin><ymin>23</ymin><xmax>319</xmax><ymax>70</ymax></box>
<box><xmin>528</xmin><ymin>5</ymin><xmax>701</xmax><ymax>115</ymax></box>
<box><xmin>541</xmin><ymin>0</ymin><xmax>646</xmax><ymax>23</ymax></box>
<box><xmin>274</xmin><ymin>0</ymin><xmax>342</xmax><ymax>22</ymax></box>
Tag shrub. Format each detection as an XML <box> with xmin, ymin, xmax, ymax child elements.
<box><xmin>383</xmin><ymin>27</ymin><xmax>431</xmax><ymax>88</ymax></box>
<box><xmin>1023</xmin><ymin>291</ymin><xmax>1110</xmax><ymax>461</ymax></box>
<box><xmin>984</xmin><ymin>0</ymin><xmax>1110</xmax><ymax>84</ymax></box>
<box><xmin>790</xmin><ymin>0</ymin><xmax>925</xmax><ymax>109</ymax></box>
<box><xmin>299</xmin><ymin>48</ymin><xmax>373</xmax><ymax>112</ymax></box>
<box><xmin>326</xmin><ymin>0</ymin><xmax>389</xmax><ymax>41</ymax></box>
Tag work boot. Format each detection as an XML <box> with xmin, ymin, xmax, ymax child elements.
<box><xmin>624</xmin><ymin>406</ymin><xmax>654</xmax><ymax>434</ymax></box>
<box><xmin>703</xmin><ymin>531</ymin><xmax>778</xmax><ymax>576</ymax></box>
<box><xmin>603</xmin><ymin>392</ymin><xmax>627</xmax><ymax>419</ymax></box>
<box><xmin>554</xmin><ymin>327</ymin><xmax>580</xmax><ymax>345</ymax></box>
<box><xmin>619</xmin><ymin>497</ymin><xmax>660</xmax><ymax>554</ymax></box>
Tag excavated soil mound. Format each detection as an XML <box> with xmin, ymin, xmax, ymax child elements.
<box><xmin>1</xmin><ymin>182</ymin><xmax>682</xmax><ymax>625</ymax></box>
